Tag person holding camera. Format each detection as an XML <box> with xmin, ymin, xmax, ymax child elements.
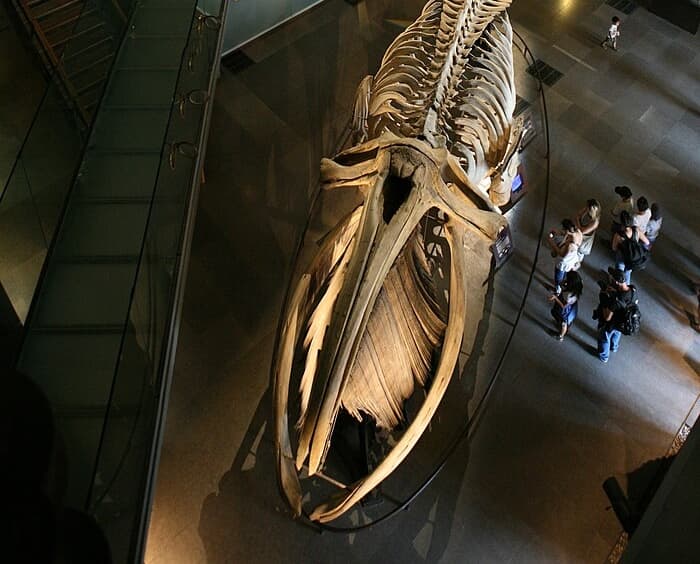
<box><xmin>595</xmin><ymin>269</ymin><xmax>636</xmax><ymax>363</ymax></box>
<box><xmin>546</xmin><ymin>218</ymin><xmax>582</xmax><ymax>294</ymax></box>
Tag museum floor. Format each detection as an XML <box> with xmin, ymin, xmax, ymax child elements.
<box><xmin>145</xmin><ymin>1</ymin><xmax>700</xmax><ymax>562</ymax></box>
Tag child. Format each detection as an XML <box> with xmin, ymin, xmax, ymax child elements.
<box><xmin>601</xmin><ymin>16</ymin><xmax>621</xmax><ymax>51</ymax></box>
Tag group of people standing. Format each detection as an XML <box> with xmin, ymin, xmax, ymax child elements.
<box><xmin>545</xmin><ymin>186</ymin><xmax>663</xmax><ymax>362</ymax></box>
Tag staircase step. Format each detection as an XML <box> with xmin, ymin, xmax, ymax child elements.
<box><xmin>50</xmin><ymin>21</ymin><xmax>105</xmax><ymax>48</ymax></box>
<box><xmin>75</xmin><ymin>73</ymin><xmax>107</xmax><ymax>95</ymax></box>
<box><xmin>27</xmin><ymin>0</ymin><xmax>53</xmax><ymax>7</ymax></box>
<box><xmin>67</xmin><ymin>53</ymin><xmax>113</xmax><ymax>79</ymax></box>
<box><xmin>62</xmin><ymin>35</ymin><xmax>112</xmax><ymax>61</ymax></box>
<box><xmin>44</xmin><ymin>8</ymin><xmax>101</xmax><ymax>46</ymax></box>
<box><xmin>43</xmin><ymin>9</ymin><xmax>96</xmax><ymax>34</ymax></box>
<box><xmin>34</xmin><ymin>0</ymin><xmax>83</xmax><ymax>20</ymax></box>
<box><xmin>70</xmin><ymin>63</ymin><xmax>111</xmax><ymax>95</ymax></box>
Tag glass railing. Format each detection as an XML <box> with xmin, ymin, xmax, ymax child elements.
<box><xmin>0</xmin><ymin>0</ymin><xmax>131</xmax><ymax>325</ymax></box>
<box><xmin>83</xmin><ymin>1</ymin><xmax>226</xmax><ymax>561</ymax></box>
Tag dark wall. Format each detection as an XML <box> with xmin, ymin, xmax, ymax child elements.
<box><xmin>642</xmin><ymin>0</ymin><xmax>700</xmax><ymax>33</ymax></box>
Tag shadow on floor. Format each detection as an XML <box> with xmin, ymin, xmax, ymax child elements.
<box><xmin>197</xmin><ymin>265</ymin><xmax>506</xmax><ymax>564</ymax></box>
<box><xmin>197</xmin><ymin>384</ymin><xmax>474</xmax><ymax>564</ymax></box>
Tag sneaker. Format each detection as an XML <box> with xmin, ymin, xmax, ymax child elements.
<box><xmin>611</xmin><ymin>347</ymin><xmax>618</xmax><ymax>353</ymax></box>
<box><xmin>600</xmin><ymin>357</ymin><xmax>609</xmax><ymax>363</ymax></box>
<box><xmin>556</xmin><ymin>334</ymin><xmax>564</xmax><ymax>341</ymax></box>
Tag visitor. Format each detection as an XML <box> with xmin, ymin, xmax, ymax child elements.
<box><xmin>547</xmin><ymin>219</ymin><xmax>582</xmax><ymax>294</ymax></box>
<box><xmin>548</xmin><ymin>271</ymin><xmax>583</xmax><ymax>341</ymax></box>
<box><xmin>595</xmin><ymin>269</ymin><xmax>636</xmax><ymax>363</ymax></box>
<box><xmin>574</xmin><ymin>199</ymin><xmax>601</xmax><ymax>260</ymax></box>
<box><xmin>601</xmin><ymin>16</ymin><xmax>621</xmax><ymax>51</ymax></box>
<box><xmin>610</xmin><ymin>185</ymin><xmax>634</xmax><ymax>240</ymax></box>
<box><xmin>645</xmin><ymin>203</ymin><xmax>663</xmax><ymax>249</ymax></box>
<box><xmin>612</xmin><ymin>211</ymin><xmax>650</xmax><ymax>285</ymax></box>
<box><xmin>632</xmin><ymin>196</ymin><xmax>651</xmax><ymax>234</ymax></box>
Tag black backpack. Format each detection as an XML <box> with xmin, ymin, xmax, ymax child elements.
<box><xmin>620</xmin><ymin>232</ymin><xmax>648</xmax><ymax>271</ymax></box>
<box><xmin>617</xmin><ymin>286</ymin><xmax>641</xmax><ymax>335</ymax></box>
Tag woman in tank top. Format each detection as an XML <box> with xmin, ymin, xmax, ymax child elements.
<box><xmin>575</xmin><ymin>199</ymin><xmax>601</xmax><ymax>259</ymax></box>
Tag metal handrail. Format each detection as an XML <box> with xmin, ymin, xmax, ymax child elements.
<box><xmin>132</xmin><ymin>4</ymin><xmax>227</xmax><ymax>560</ymax></box>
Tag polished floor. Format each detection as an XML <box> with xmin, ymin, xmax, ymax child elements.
<box><xmin>145</xmin><ymin>0</ymin><xmax>700</xmax><ymax>562</ymax></box>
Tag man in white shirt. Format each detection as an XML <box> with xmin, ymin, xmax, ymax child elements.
<box><xmin>632</xmin><ymin>196</ymin><xmax>651</xmax><ymax>233</ymax></box>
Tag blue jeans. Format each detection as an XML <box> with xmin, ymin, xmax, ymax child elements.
<box><xmin>598</xmin><ymin>326</ymin><xmax>621</xmax><ymax>361</ymax></box>
<box><xmin>615</xmin><ymin>261</ymin><xmax>632</xmax><ymax>284</ymax></box>
<box><xmin>555</xmin><ymin>266</ymin><xmax>567</xmax><ymax>289</ymax></box>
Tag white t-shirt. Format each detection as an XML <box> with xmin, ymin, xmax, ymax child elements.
<box><xmin>633</xmin><ymin>209</ymin><xmax>651</xmax><ymax>233</ymax></box>
<box><xmin>557</xmin><ymin>241</ymin><xmax>580</xmax><ymax>271</ymax></box>
<box><xmin>608</xmin><ymin>23</ymin><xmax>620</xmax><ymax>39</ymax></box>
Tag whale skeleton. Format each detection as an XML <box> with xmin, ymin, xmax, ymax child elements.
<box><xmin>273</xmin><ymin>0</ymin><xmax>523</xmax><ymax>523</ymax></box>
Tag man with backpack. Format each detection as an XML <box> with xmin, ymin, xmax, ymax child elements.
<box><xmin>612</xmin><ymin>210</ymin><xmax>650</xmax><ymax>284</ymax></box>
<box><xmin>595</xmin><ymin>268</ymin><xmax>640</xmax><ymax>363</ymax></box>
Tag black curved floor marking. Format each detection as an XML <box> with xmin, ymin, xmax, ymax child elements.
<box><xmin>295</xmin><ymin>28</ymin><xmax>554</xmax><ymax>535</ymax></box>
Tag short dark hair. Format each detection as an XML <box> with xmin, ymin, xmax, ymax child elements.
<box><xmin>619</xmin><ymin>210</ymin><xmax>632</xmax><ymax>227</ymax></box>
<box><xmin>650</xmin><ymin>203</ymin><xmax>661</xmax><ymax>220</ymax></box>
<box><xmin>611</xmin><ymin>269</ymin><xmax>625</xmax><ymax>284</ymax></box>
<box><xmin>612</xmin><ymin>16</ymin><xmax>620</xmax><ymax>23</ymax></box>
<box><xmin>637</xmin><ymin>196</ymin><xmax>649</xmax><ymax>212</ymax></box>
<box><xmin>562</xmin><ymin>218</ymin><xmax>576</xmax><ymax>231</ymax></box>
<box><xmin>614</xmin><ymin>185</ymin><xmax>632</xmax><ymax>198</ymax></box>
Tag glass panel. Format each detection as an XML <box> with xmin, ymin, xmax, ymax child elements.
<box><xmin>85</xmin><ymin>1</ymin><xmax>225</xmax><ymax>560</ymax></box>
<box><xmin>0</xmin><ymin>0</ymin><xmax>133</xmax><ymax>324</ymax></box>
<box><xmin>222</xmin><ymin>0</ymin><xmax>324</xmax><ymax>53</ymax></box>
